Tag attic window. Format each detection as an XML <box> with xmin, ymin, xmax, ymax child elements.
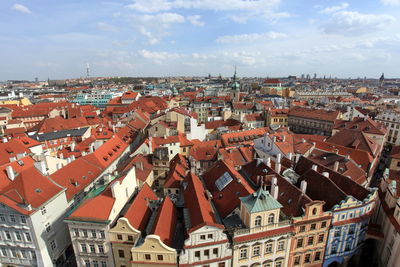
<box><xmin>88</xmin><ymin>171</ymin><xmax>93</xmax><ymax>175</ymax></box>
<box><xmin>108</xmin><ymin>152</ymin><xmax>113</xmax><ymax>156</ymax></box>
<box><xmin>17</xmin><ymin>160</ymin><xmax>24</xmax><ymax>166</ymax></box>
<box><xmin>113</xmin><ymin>148</ymin><xmax>118</xmax><ymax>152</ymax></box>
<box><xmin>35</xmin><ymin>188</ymin><xmax>42</xmax><ymax>193</ymax></box>
<box><xmin>103</xmin><ymin>156</ymin><xmax>108</xmax><ymax>161</ymax></box>
<box><xmin>5</xmin><ymin>148</ymin><xmax>13</xmax><ymax>154</ymax></box>
<box><xmin>82</xmin><ymin>176</ymin><xmax>87</xmax><ymax>180</ymax></box>
<box><xmin>116</xmin><ymin>145</ymin><xmax>120</xmax><ymax>149</ymax></box>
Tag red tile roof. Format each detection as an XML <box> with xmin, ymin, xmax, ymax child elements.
<box><xmin>288</xmin><ymin>106</ymin><xmax>340</xmax><ymax>122</ymax></box>
<box><xmin>124</xmin><ymin>184</ymin><xmax>158</xmax><ymax>231</ymax></box>
<box><xmin>152</xmin><ymin>196</ymin><xmax>177</xmax><ymax>247</ymax></box>
<box><xmin>68</xmin><ymin>184</ymin><xmax>116</xmax><ymax>222</ymax></box>
<box><xmin>184</xmin><ymin>173</ymin><xmax>224</xmax><ymax>233</ymax></box>
<box><xmin>0</xmin><ymin>167</ymin><xmax>64</xmax><ymax>215</ymax></box>
<box><xmin>203</xmin><ymin>160</ymin><xmax>254</xmax><ymax>218</ymax></box>
<box><xmin>190</xmin><ymin>140</ymin><xmax>221</xmax><ymax>161</ymax></box>
<box><xmin>221</xmin><ymin>127</ymin><xmax>271</xmax><ymax>147</ymax></box>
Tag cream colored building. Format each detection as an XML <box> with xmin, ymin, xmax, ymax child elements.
<box><xmin>231</xmin><ymin>187</ymin><xmax>293</xmax><ymax>267</ymax></box>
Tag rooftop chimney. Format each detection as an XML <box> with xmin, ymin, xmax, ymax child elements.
<box><xmin>271</xmin><ymin>182</ymin><xmax>279</xmax><ymax>200</ymax></box>
<box><xmin>312</xmin><ymin>164</ymin><xmax>318</xmax><ymax>171</ymax></box>
<box><xmin>322</xmin><ymin>171</ymin><xmax>330</xmax><ymax>178</ymax></box>
<box><xmin>265</xmin><ymin>157</ymin><xmax>271</xmax><ymax>167</ymax></box>
<box><xmin>40</xmin><ymin>161</ymin><xmax>48</xmax><ymax>176</ymax></box>
<box><xmin>71</xmin><ymin>142</ymin><xmax>76</xmax><ymax>152</ymax></box>
<box><xmin>300</xmin><ymin>180</ymin><xmax>307</xmax><ymax>194</ymax></box>
<box><xmin>275</xmin><ymin>154</ymin><xmax>282</xmax><ymax>174</ymax></box>
<box><xmin>2</xmin><ymin>137</ymin><xmax>8</xmax><ymax>143</ymax></box>
<box><xmin>6</xmin><ymin>166</ymin><xmax>15</xmax><ymax>181</ymax></box>
<box><xmin>334</xmin><ymin>161</ymin><xmax>339</xmax><ymax>172</ymax></box>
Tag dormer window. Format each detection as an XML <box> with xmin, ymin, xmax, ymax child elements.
<box><xmin>268</xmin><ymin>214</ymin><xmax>275</xmax><ymax>224</ymax></box>
<box><xmin>255</xmin><ymin>216</ymin><xmax>262</xmax><ymax>227</ymax></box>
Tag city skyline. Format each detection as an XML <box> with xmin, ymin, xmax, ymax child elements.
<box><xmin>2</xmin><ymin>0</ymin><xmax>400</xmax><ymax>80</ymax></box>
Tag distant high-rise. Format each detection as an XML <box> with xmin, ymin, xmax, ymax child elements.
<box><xmin>86</xmin><ymin>63</ymin><xmax>90</xmax><ymax>78</ymax></box>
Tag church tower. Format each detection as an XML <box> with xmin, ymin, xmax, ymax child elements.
<box><xmin>231</xmin><ymin>66</ymin><xmax>240</xmax><ymax>102</ymax></box>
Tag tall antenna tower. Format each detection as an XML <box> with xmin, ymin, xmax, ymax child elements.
<box><xmin>86</xmin><ymin>63</ymin><xmax>90</xmax><ymax>78</ymax></box>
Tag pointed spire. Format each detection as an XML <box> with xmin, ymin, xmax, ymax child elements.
<box><xmin>379</xmin><ymin>73</ymin><xmax>385</xmax><ymax>83</ymax></box>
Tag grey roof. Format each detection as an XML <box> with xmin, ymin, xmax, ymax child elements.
<box><xmin>33</xmin><ymin>127</ymin><xmax>89</xmax><ymax>141</ymax></box>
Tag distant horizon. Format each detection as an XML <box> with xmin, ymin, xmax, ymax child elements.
<box><xmin>1</xmin><ymin>74</ymin><xmax>398</xmax><ymax>83</ymax></box>
<box><xmin>1</xmin><ymin>0</ymin><xmax>400</xmax><ymax>80</ymax></box>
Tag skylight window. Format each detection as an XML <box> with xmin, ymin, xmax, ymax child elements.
<box><xmin>215</xmin><ymin>172</ymin><xmax>233</xmax><ymax>191</ymax></box>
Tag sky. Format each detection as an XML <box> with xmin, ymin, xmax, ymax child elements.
<box><xmin>1</xmin><ymin>0</ymin><xmax>400</xmax><ymax>80</ymax></box>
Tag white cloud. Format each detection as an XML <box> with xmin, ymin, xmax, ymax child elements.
<box><xmin>322</xmin><ymin>11</ymin><xmax>396</xmax><ymax>35</ymax></box>
<box><xmin>11</xmin><ymin>4</ymin><xmax>32</xmax><ymax>14</ymax></box>
<box><xmin>138</xmin><ymin>49</ymin><xmax>183</xmax><ymax>64</ymax></box>
<box><xmin>319</xmin><ymin>2</ymin><xmax>349</xmax><ymax>14</ymax></box>
<box><xmin>381</xmin><ymin>0</ymin><xmax>400</xmax><ymax>6</ymax></box>
<box><xmin>187</xmin><ymin>15</ymin><xmax>205</xmax><ymax>26</ymax></box>
<box><xmin>216</xmin><ymin>32</ymin><xmax>287</xmax><ymax>43</ymax></box>
<box><xmin>132</xmin><ymin>13</ymin><xmax>185</xmax><ymax>44</ymax></box>
<box><xmin>127</xmin><ymin>0</ymin><xmax>289</xmax><ymax>23</ymax></box>
<box><xmin>97</xmin><ymin>22</ymin><xmax>119</xmax><ymax>32</ymax></box>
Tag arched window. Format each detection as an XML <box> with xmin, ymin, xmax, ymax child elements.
<box><xmin>255</xmin><ymin>216</ymin><xmax>262</xmax><ymax>227</ymax></box>
<box><xmin>268</xmin><ymin>214</ymin><xmax>275</xmax><ymax>224</ymax></box>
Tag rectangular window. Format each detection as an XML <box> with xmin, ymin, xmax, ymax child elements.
<box><xmin>45</xmin><ymin>223</ymin><xmax>51</xmax><ymax>233</ymax></box>
<box><xmin>157</xmin><ymin>255</ymin><xmax>163</xmax><ymax>261</ymax></box>
<box><xmin>15</xmin><ymin>231</ymin><xmax>22</xmax><ymax>241</ymax></box>
<box><xmin>1</xmin><ymin>247</ymin><xmax>7</xmax><ymax>256</ymax></box>
<box><xmin>277</xmin><ymin>240</ymin><xmax>285</xmax><ymax>251</ymax></box>
<box><xmin>310</xmin><ymin>223</ymin><xmax>316</xmax><ymax>230</ymax></box>
<box><xmin>9</xmin><ymin>215</ymin><xmax>16</xmax><ymax>223</ymax></box>
<box><xmin>253</xmin><ymin>246</ymin><xmax>260</xmax><ymax>256</ymax></box>
<box><xmin>90</xmin><ymin>244</ymin><xmax>95</xmax><ymax>253</ymax></box>
<box><xmin>334</xmin><ymin>228</ymin><xmax>341</xmax><ymax>237</ymax></box>
<box><xmin>265</xmin><ymin>243</ymin><xmax>273</xmax><ymax>254</ymax></box>
<box><xmin>297</xmin><ymin>238</ymin><xmax>303</xmax><ymax>248</ymax></box>
<box><xmin>204</xmin><ymin>249</ymin><xmax>209</xmax><ymax>257</ymax></box>
<box><xmin>0</xmin><ymin>214</ymin><xmax>5</xmax><ymax>222</ymax></box>
<box><xmin>118</xmin><ymin>249</ymin><xmax>125</xmax><ymax>258</ymax></box>
<box><xmin>318</xmin><ymin>234</ymin><xmax>324</xmax><ymax>243</ymax></box>
<box><xmin>117</xmin><ymin>234</ymin><xmax>123</xmax><ymax>240</ymax></box>
<box><xmin>93</xmin><ymin>261</ymin><xmax>99</xmax><ymax>267</ymax></box>
<box><xmin>321</xmin><ymin>221</ymin><xmax>327</xmax><ymax>228</ymax></box>
<box><xmin>195</xmin><ymin>251</ymin><xmax>200</xmax><ymax>258</ymax></box>
<box><xmin>98</xmin><ymin>245</ymin><xmax>104</xmax><ymax>254</ymax></box>
<box><xmin>145</xmin><ymin>254</ymin><xmax>151</xmax><ymax>260</ymax></box>
<box><xmin>207</xmin><ymin>234</ymin><xmax>213</xmax><ymax>239</ymax></box>
<box><xmin>101</xmin><ymin>262</ymin><xmax>107</xmax><ymax>267</ymax></box>
<box><xmin>5</xmin><ymin>231</ymin><xmax>11</xmax><ymax>240</ymax></box>
<box><xmin>41</xmin><ymin>207</ymin><xmax>47</xmax><ymax>215</ymax></box>
<box><xmin>83</xmin><ymin>230</ymin><xmax>88</xmax><ymax>237</ymax></box>
<box><xmin>213</xmin><ymin>248</ymin><xmax>218</xmax><ymax>256</ymax></box>
<box><xmin>308</xmin><ymin>236</ymin><xmax>314</xmax><ymax>246</ymax></box>
<box><xmin>81</xmin><ymin>244</ymin><xmax>87</xmax><ymax>253</ymax></box>
<box><xmin>294</xmin><ymin>256</ymin><xmax>300</xmax><ymax>265</ymax></box>
<box><xmin>299</xmin><ymin>225</ymin><xmax>306</xmax><ymax>232</ymax></box>
<box><xmin>73</xmin><ymin>229</ymin><xmax>79</xmax><ymax>237</ymax></box>
<box><xmin>304</xmin><ymin>254</ymin><xmax>311</xmax><ymax>263</ymax></box>
<box><xmin>100</xmin><ymin>231</ymin><xmax>105</xmax><ymax>239</ymax></box>
<box><xmin>84</xmin><ymin>260</ymin><xmax>90</xmax><ymax>267</ymax></box>
<box><xmin>50</xmin><ymin>240</ymin><xmax>57</xmax><ymax>251</ymax></box>
<box><xmin>21</xmin><ymin>250</ymin><xmax>27</xmax><ymax>258</ymax></box>
<box><xmin>315</xmin><ymin>251</ymin><xmax>321</xmax><ymax>261</ymax></box>
<box><xmin>200</xmin><ymin>235</ymin><xmax>206</xmax><ymax>240</ymax></box>
<box><xmin>91</xmin><ymin>230</ymin><xmax>96</xmax><ymax>238</ymax></box>
<box><xmin>240</xmin><ymin>248</ymin><xmax>247</xmax><ymax>259</ymax></box>
<box><xmin>11</xmin><ymin>249</ymin><xmax>17</xmax><ymax>258</ymax></box>
<box><xmin>25</xmin><ymin>232</ymin><xmax>31</xmax><ymax>242</ymax></box>
<box><xmin>218</xmin><ymin>263</ymin><xmax>225</xmax><ymax>267</ymax></box>
<box><xmin>128</xmin><ymin>235</ymin><xmax>134</xmax><ymax>241</ymax></box>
